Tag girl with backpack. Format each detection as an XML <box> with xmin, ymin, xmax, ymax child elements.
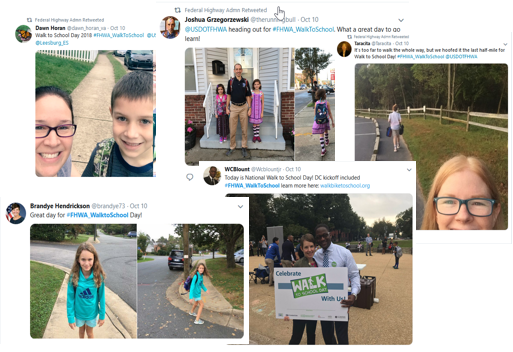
<box><xmin>188</xmin><ymin>263</ymin><xmax>211</xmax><ymax>325</ymax></box>
<box><xmin>312</xmin><ymin>89</ymin><xmax>334</xmax><ymax>157</ymax></box>
<box><xmin>249</xmin><ymin>79</ymin><xmax>264</xmax><ymax>143</ymax></box>
<box><xmin>67</xmin><ymin>243</ymin><xmax>106</xmax><ymax>338</ymax></box>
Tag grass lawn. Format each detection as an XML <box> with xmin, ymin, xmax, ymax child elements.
<box><xmin>137</xmin><ymin>258</ymin><xmax>155</xmax><ymax>263</ymax></box>
<box><xmin>36</xmin><ymin>53</ymin><xmax>95</xmax><ymax>94</ymax></box>
<box><xmin>30</xmin><ymin>261</ymin><xmax>66</xmax><ymax>338</ymax></box>
<box><xmin>63</xmin><ymin>234</ymin><xmax>90</xmax><ymax>244</ymax></box>
<box><xmin>107</xmin><ymin>52</ymin><xmax>128</xmax><ymax>82</ymax></box>
<box><xmin>205</xmin><ymin>258</ymin><xmax>244</xmax><ymax>310</ymax></box>
<box><xmin>335</xmin><ymin>240</ymin><xmax>412</xmax><ymax>248</ymax></box>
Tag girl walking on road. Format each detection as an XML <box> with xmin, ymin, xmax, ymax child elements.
<box><xmin>189</xmin><ymin>263</ymin><xmax>211</xmax><ymax>325</ymax></box>
<box><xmin>312</xmin><ymin>89</ymin><xmax>334</xmax><ymax>157</ymax></box>
<box><xmin>388</xmin><ymin>104</ymin><xmax>402</xmax><ymax>152</ymax></box>
<box><xmin>67</xmin><ymin>243</ymin><xmax>106</xmax><ymax>339</ymax></box>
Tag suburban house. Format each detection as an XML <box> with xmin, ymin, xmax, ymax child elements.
<box><xmin>185</xmin><ymin>48</ymin><xmax>295</xmax><ymax>150</ymax></box>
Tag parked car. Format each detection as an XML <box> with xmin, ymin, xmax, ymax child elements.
<box><xmin>114</xmin><ymin>50</ymin><xmax>127</xmax><ymax>57</ymax></box>
<box><xmin>124</xmin><ymin>50</ymin><xmax>153</xmax><ymax>70</ymax></box>
<box><xmin>300</xmin><ymin>84</ymin><xmax>307</xmax><ymax>90</ymax></box>
<box><xmin>319</xmin><ymin>85</ymin><xmax>335</xmax><ymax>94</ymax></box>
<box><xmin>127</xmin><ymin>231</ymin><xmax>137</xmax><ymax>238</ymax></box>
<box><xmin>234</xmin><ymin>249</ymin><xmax>244</xmax><ymax>263</ymax></box>
<box><xmin>168</xmin><ymin>250</ymin><xmax>193</xmax><ymax>270</ymax></box>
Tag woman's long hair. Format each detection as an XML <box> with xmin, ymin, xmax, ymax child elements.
<box><xmin>190</xmin><ymin>262</ymin><xmax>212</xmax><ymax>279</ymax></box>
<box><xmin>421</xmin><ymin>155</ymin><xmax>504</xmax><ymax>230</ymax></box>
<box><xmin>69</xmin><ymin>242</ymin><xmax>106</xmax><ymax>288</ymax></box>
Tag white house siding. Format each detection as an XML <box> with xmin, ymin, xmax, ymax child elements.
<box><xmin>281</xmin><ymin>48</ymin><xmax>292</xmax><ymax>92</ymax></box>
<box><xmin>259</xmin><ymin>48</ymin><xmax>280</xmax><ymax>115</ymax></box>
<box><xmin>195</xmin><ymin>48</ymin><xmax>207</xmax><ymax>94</ymax></box>
<box><xmin>204</xmin><ymin>48</ymin><xmax>230</xmax><ymax>95</ymax></box>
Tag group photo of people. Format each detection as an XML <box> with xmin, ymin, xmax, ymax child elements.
<box><xmin>184</xmin><ymin>47</ymin><xmax>296</xmax><ymax>164</ymax></box>
<box><xmin>237</xmin><ymin>193</ymin><xmax>413</xmax><ymax>345</ymax></box>
<box><xmin>35</xmin><ymin>49</ymin><xmax>155</xmax><ymax>177</ymax></box>
<box><xmin>354</xmin><ymin>64</ymin><xmax>508</xmax><ymax>229</ymax></box>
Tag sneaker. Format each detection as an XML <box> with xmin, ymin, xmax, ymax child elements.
<box><xmin>225</xmin><ymin>149</ymin><xmax>234</xmax><ymax>156</ymax></box>
<box><xmin>321</xmin><ymin>150</ymin><xmax>327</xmax><ymax>157</ymax></box>
<box><xmin>397</xmin><ymin>144</ymin><xmax>400</xmax><ymax>149</ymax></box>
<box><xmin>326</xmin><ymin>140</ymin><xmax>330</xmax><ymax>146</ymax></box>
<box><xmin>189</xmin><ymin>312</ymin><xmax>197</xmax><ymax>316</ymax></box>
<box><xmin>252</xmin><ymin>136</ymin><xmax>257</xmax><ymax>143</ymax></box>
<box><xmin>242</xmin><ymin>148</ymin><xmax>248</xmax><ymax>158</ymax></box>
<box><xmin>257</xmin><ymin>136</ymin><xmax>262</xmax><ymax>143</ymax></box>
<box><xmin>220</xmin><ymin>137</ymin><xmax>223</xmax><ymax>144</ymax></box>
<box><xmin>223</xmin><ymin>138</ymin><xmax>227</xmax><ymax>142</ymax></box>
<box><xmin>194</xmin><ymin>319</ymin><xmax>204</xmax><ymax>325</ymax></box>
<box><xmin>394</xmin><ymin>148</ymin><xmax>397</xmax><ymax>152</ymax></box>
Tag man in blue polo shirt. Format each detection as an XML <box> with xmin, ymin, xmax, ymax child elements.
<box><xmin>365</xmin><ymin>233</ymin><xmax>373</xmax><ymax>256</ymax></box>
<box><xmin>265</xmin><ymin>237</ymin><xmax>281</xmax><ymax>287</ymax></box>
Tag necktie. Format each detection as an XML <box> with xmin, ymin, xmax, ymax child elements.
<box><xmin>323</xmin><ymin>250</ymin><xmax>329</xmax><ymax>267</ymax></box>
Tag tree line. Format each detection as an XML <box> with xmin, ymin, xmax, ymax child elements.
<box><xmin>30</xmin><ymin>224</ymin><xmax>136</xmax><ymax>241</ymax></box>
<box><xmin>229</xmin><ymin>194</ymin><xmax>413</xmax><ymax>243</ymax></box>
<box><xmin>355</xmin><ymin>64</ymin><xmax>508</xmax><ymax>113</ymax></box>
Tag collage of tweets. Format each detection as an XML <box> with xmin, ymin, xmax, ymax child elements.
<box><xmin>1</xmin><ymin>0</ymin><xmax>512</xmax><ymax>350</ymax></box>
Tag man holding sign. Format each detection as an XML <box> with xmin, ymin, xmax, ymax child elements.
<box><xmin>313</xmin><ymin>224</ymin><xmax>360</xmax><ymax>345</ymax></box>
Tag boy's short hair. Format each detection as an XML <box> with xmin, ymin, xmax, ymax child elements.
<box><xmin>111</xmin><ymin>70</ymin><xmax>152</xmax><ymax>109</ymax></box>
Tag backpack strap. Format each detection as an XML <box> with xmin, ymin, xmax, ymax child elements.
<box><xmin>93</xmin><ymin>138</ymin><xmax>115</xmax><ymax>177</ymax></box>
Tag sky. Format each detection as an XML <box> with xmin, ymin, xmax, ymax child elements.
<box><xmin>349</xmin><ymin>194</ymin><xmax>412</xmax><ymax>227</ymax></box>
<box><xmin>137</xmin><ymin>224</ymin><xmax>177</xmax><ymax>241</ymax></box>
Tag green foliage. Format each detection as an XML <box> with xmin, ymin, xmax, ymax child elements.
<box><xmin>137</xmin><ymin>232</ymin><xmax>151</xmax><ymax>253</ymax></box>
<box><xmin>106</xmin><ymin>52</ymin><xmax>128</xmax><ymax>82</ymax></box>
<box><xmin>99</xmin><ymin>224</ymin><xmax>136</xmax><ymax>236</ymax></box>
<box><xmin>355</xmin><ymin>64</ymin><xmax>508</xmax><ymax>114</ymax></box>
<box><xmin>396</xmin><ymin>207</ymin><xmax>413</xmax><ymax>238</ymax></box>
<box><xmin>137</xmin><ymin>251</ymin><xmax>142</xmax><ymax>260</ymax></box>
<box><xmin>36</xmin><ymin>53</ymin><xmax>95</xmax><ymax>94</ymax></box>
<box><xmin>30</xmin><ymin>224</ymin><xmax>67</xmax><ymax>242</ymax></box>
<box><xmin>30</xmin><ymin>262</ymin><xmax>65</xmax><ymax>338</ymax></box>
<box><xmin>371</xmin><ymin>218</ymin><xmax>396</xmax><ymax>239</ymax></box>
<box><xmin>295</xmin><ymin>48</ymin><xmax>332</xmax><ymax>85</ymax></box>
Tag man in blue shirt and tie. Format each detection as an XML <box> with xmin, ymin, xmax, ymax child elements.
<box><xmin>313</xmin><ymin>224</ymin><xmax>360</xmax><ymax>345</ymax></box>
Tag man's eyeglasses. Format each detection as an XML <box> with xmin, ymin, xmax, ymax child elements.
<box><xmin>36</xmin><ymin>124</ymin><xmax>77</xmax><ymax>138</ymax></box>
<box><xmin>434</xmin><ymin>197</ymin><xmax>496</xmax><ymax>217</ymax></box>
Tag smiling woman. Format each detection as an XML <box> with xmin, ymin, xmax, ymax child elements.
<box><xmin>421</xmin><ymin>155</ymin><xmax>505</xmax><ymax>230</ymax></box>
<box><xmin>35</xmin><ymin>87</ymin><xmax>79</xmax><ymax>177</ymax></box>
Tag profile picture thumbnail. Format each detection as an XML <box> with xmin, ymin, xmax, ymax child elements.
<box><xmin>337</xmin><ymin>41</ymin><xmax>352</xmax><ymax>57</ymax></box>
<box><xmin>203</xmin><ymin>166</ymin><xmax>220</xmax><ymax>185</ymax></box>
<box><xmin>160</xmin><ymin>16</ymin><xmax>180</xmax><ymax>39</ymax></box>
<box><xmin>6</xmin><ymin>202</ymin><xmax>26</xmax><ymax>224</ymax></box>
<box><xmin>16</xmin><ymin>25</ymin><xmax>32</xmax><ymax>43</ymax></box>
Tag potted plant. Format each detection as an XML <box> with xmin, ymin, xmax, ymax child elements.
<box><xmin>185</xmin><ymin>119</ymin><xmax>197</xmax><ymax>150</ymax></box>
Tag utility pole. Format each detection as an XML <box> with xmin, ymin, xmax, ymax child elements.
<box><xmin>183</xmin><ymin>224</ymin><xmax>190</xmax><ymax>279</ymax></box>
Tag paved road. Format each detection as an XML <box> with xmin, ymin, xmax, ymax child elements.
<box><xmin>30</xmin><ymin>231</ymin><xmax>137</xmax><ymax>311</ymax></box>
<box><xmin>365</xmin><ymin>118</ymin><xmax>426</xmax><ymax>229</ymax></box>
<box><xmin>137</xmin><ymin>254</ymin><xmax>243</xmax><ymax>339</ymax></box>
<box><xmin>355</xmin><ymin>117</ymin><xmax>376</xmax><ymax>161</ymax></box>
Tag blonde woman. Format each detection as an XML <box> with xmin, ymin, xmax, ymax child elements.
<box><xmin>421</xmin><ymin>155</ymin><xmax>504</xmax><ymax>230</ymax></box>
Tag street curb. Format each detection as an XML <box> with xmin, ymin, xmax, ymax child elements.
<box><xmin>372</xmin><ymin>117</ymin><xmax>380</xmax><ymax>161</ymax></box>
<box><xmin>166</xmin><ymin>275</ymin><xmax>244</xmax><ymax>331</ymax></box>
<box><xmin>32</xmin><ymin>260</ymin><xmax>136</xmax><ymax>338</ymax></box>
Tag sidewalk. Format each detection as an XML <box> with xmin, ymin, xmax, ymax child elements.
<box><xmin>294</xmin><ymin>96</ymin><xmax>336</xmax><ymax>161</ymax></box>
<box><xmin>248</xmin><ymin>254</ymin><xmax>412</xmax><ymax>345</ymax></box>
<box><xmin>70</xmin><ymin>53</ymin><xmax>115</xmax><ymax>175</ymax></box>
<box><xmin>185</xmin><ymin>142</ymin><xmax>294</xmax><ymax>165</ymax></box>
<box><xmin>166</xmin><ymin>259</ymin><xmax>244</xmax><ymax>330</ymax></box>
<box><xmin>34</xmin><ymin>261</ymin><xmax>136</xmax><ymax>339</ymax></box>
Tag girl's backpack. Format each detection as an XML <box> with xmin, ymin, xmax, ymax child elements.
<box><xmin>315</xmin><ymin>101</ymin><xmax>329</xmax><ymax>124</ymax></box>
<box><xmin>181</xmin><ymin>272</ymin><xmax>197</xmax><ymax>295</ymax></box>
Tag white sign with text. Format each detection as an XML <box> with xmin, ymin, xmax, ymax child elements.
<box><xmin>274</xmin><ymin>267</ymin><xmax>348</xmax><ymax>322</ymax></box>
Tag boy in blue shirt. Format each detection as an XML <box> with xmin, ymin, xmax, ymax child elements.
<box><xmin>82</xmin><ymin>70</ymin><xmax>154</xmax><ymax>177</ymax></box>
<box><xmin>264</xmin><ymin>237</ymin><xmax>281</xmax><ymax>286</ymax></box>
